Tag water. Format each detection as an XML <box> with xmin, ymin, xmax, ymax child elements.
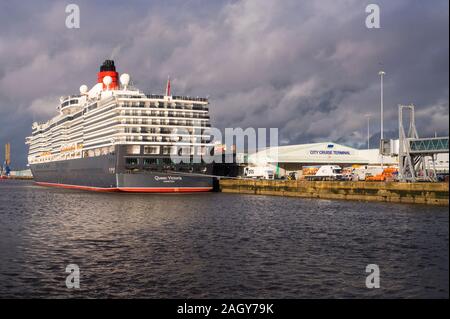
<box><xmin>0</xmin><ymin>180</ymin><xmax>448</xmax><ymax>298</ymax></box>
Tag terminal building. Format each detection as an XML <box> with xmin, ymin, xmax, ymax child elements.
<box><xmin>247</xmin><ymin>142</ymin><xmax>399</xmax><ymax>177</ymax></box>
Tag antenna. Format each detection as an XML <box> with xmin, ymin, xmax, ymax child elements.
<box><xmin>365</xmin><ymin>114</ymin><xmax>371</xmax><ymax>150</ymax></box>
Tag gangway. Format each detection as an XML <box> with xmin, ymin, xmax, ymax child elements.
<box><xmin>397</xmin><ymin>105</ymin><xmax>448</xmax><ymax>182</ymax></box>
<box><xmin>409</xmin><ymin>137</ymin><xmax>448</xmax><ymax>154</ymax></box>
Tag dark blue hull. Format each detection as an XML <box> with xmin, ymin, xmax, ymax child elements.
<box><xmin>30</xmin><ymin>155</ymin><xmax>213</xmax><ymax>192</ymax></box>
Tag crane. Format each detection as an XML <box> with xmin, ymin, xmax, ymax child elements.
<box><xmin>2</xmin><ymin>143</ymin><xmax>11</xmax><ymax>176</ymax></box>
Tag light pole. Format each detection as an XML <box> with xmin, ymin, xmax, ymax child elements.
<box><xmin>366</xmin><ymin>114</ymin><xmax>371</xmax><ymax>150</ymax></box>
<box><xmin>378</xmin><ymin>70</ymin><xmax>385</xmax><ymax>169</ymax></box>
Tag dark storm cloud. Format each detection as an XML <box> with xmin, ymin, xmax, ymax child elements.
<box><xmin>0</xmin><ymin>0</ymin><xmax>448</xmax><ymax>168</ymax></box>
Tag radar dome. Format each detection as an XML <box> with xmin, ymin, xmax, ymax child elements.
<box><xmin>103</xmin><ymin>76</ymin><xmax>113</xmax><ymax>86</ymax></box>
<box><xmin>79</xmin><ymin>85</ymin><xmax>88</xmax><ymax>94</ymax></box>
<box><xmin>120</xmin><ymin>73</ymin><xmax>130</xmax><ymax>87</ymax></box>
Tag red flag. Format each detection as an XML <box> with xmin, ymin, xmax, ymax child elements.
<box><xmin>166</xmin><ymin>77</ymin><xmax>171</xmax><ymax>96</ymax></box>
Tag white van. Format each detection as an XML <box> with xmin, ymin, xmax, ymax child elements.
<box><xmin>244</xmin><ymin>166</ymin><xmax>275</xmax><ymax>180</ymax></box>
<box><xmin>305</xmin><ymin>165</ymin><xmax>343</xmax><ymax>181</ymax></box>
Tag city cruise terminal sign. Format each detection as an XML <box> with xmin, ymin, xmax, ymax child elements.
<box><xmin>309</xmin><ymin>150</ymin><xmax>351</xmax><ymax>155</ymax></box>
<box><xmin>309</xmin><ymin>144</ymin><xmax>351</xmax><ymax>156</ymax></box>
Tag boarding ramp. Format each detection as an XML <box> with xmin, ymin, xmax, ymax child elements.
<box><xmin>397</xmin><ymin>105</ymin><xmax>449</xmax><ymax>182</ymax></box>
<box><xmin>409</xmin><ymin>137</ymin><xmax>449</xmax><ymax>154</ymax></box>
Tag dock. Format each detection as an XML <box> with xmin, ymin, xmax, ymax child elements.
<box><xmin>219</xmin><ymin>179</ymin><xmax>449</xmax><ymax>206</ymax></box>
<box><xmin>0</xmin><ymin>176</ymin><xmax>33</xmax><ymax>180</ymax></box>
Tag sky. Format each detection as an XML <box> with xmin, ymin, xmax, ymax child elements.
<box><xmin>0</xmin><ymin>0</ymin><xmax>448</xmax><ymax>169</ymax></box>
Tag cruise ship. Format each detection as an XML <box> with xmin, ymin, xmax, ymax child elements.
<box><xmin>26</xmin><ymin>60</ymin><xmax>214</xmax><ymax>192</ymax></box>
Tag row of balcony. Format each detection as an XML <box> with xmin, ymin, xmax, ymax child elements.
<box><xmin>120</xmin><ymin>119</ymin><xmax>211</xmax><ymax>127</ymax></box>
<box><xmin>119</xmin><ymin>110</ymin><xmax>209</xmax><ymax>119</ymax></box>
<box><xmin>121</xmin><ymin>136</ymin><xmax>211</xmax><ymax>144</ymax></box>
<box><xmin>121</xmin><ymin>101</ymin><xmax>208</xmax><ymax>111</ymax></box>
<box><xmin>145</xmin><ymin>94</ymin><xmax>208</xmax><ymax>102</ymax></box>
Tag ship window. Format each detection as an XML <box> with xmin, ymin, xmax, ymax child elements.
<box><xmin>143</xmin><ymin>158</ymin><xmax>158</xmax><ymax>165</ymax></box>
<box><xmin>126</xmin><ymin>158</ymin><xmax>139</xmax><ymax>166</ymax></box>
<box><xmin>162</xmin><ymin>146</ymin><xmax>171</xmax><ymax>155</ymax></box>
<box><xmin>126</xmin><ymin>145</ymin><xmax>141</xmax><ymax>154</ymax></box>
<box><xmin>144</xmin><ymin>146</ymin><xmax>160</xmax><ymax>155</ymax></box>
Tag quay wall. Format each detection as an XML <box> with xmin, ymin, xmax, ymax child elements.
<box><xmin>0</xmin><ymin>176</ymin><xmax>33</xmax><ymax>180</ymax></box>
<box><xmin>219</xmin><ymin>179</ymin><xmax>449</xmax><ymax>206</ymax></box>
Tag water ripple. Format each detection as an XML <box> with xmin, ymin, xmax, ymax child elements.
<box><xmin>0</xmin><ymin>180</ymin><xmax>448</xmax><ymax>298</ymax></box>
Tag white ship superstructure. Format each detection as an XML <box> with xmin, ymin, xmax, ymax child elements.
<box><xmin>27</xmin><ymin>60</ymin><xmax>211</xmax><ymax>165</ymax></box>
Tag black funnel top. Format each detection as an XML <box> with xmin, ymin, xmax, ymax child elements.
<box><xmin>100</xmin><ymin>60</ymin><xmax>116</xmax><ymax>72</ymax></box>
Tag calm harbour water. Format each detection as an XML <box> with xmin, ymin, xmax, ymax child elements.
<box><xmin>0</xmin><ymin>180</ymin><xmax>448</xmax><ymax>298</ymax></box>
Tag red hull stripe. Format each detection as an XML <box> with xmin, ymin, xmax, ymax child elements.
<box><xmin>117</xmin><ymin>187</ymin><xmax>212</xmax><ymax>193</ymax></box>
<box><xmin>35</xmin><ymin>182</ymin><xmax>212</xmax><ymax>193</ymax></box>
